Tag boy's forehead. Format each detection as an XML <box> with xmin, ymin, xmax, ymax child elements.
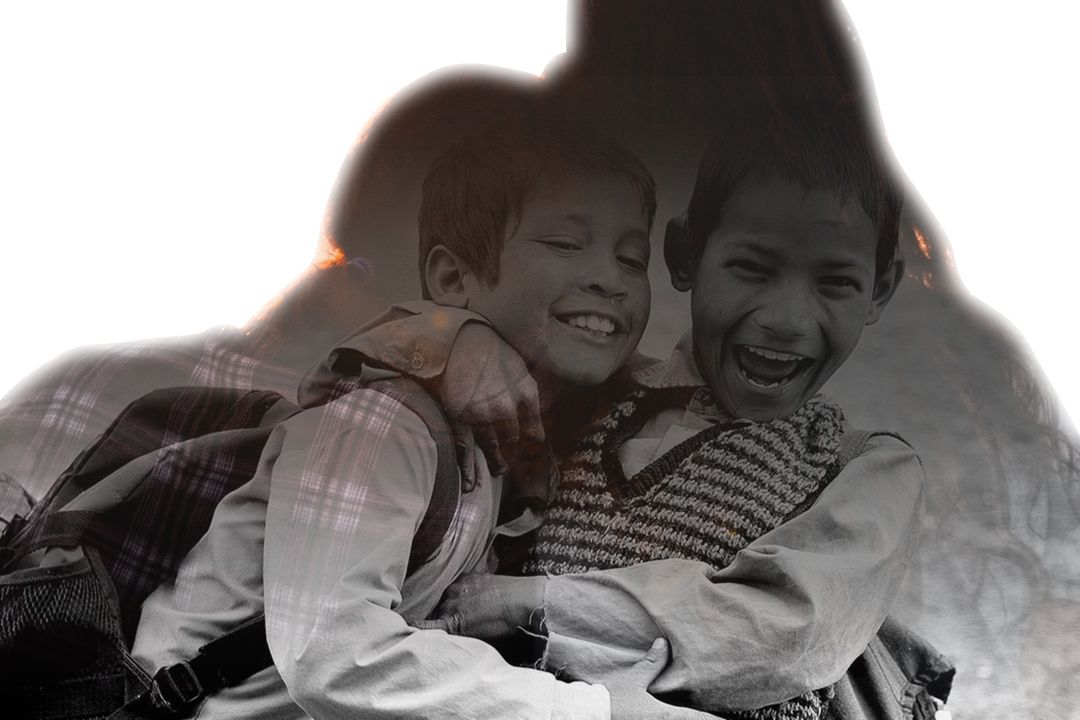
<box><xmin>711</xmin><ymin>177</ymin><xmax>876</xmax><ymax>257</ymax></box>
<box><xmin>520</xmin><ymin>169</ymin><xmax>650</xmax><ymax>226</ymax></box>
<box><xmin>726</xmin><ymin>176</ymin><xmax>851</xmax><ymax>221</ymax></box>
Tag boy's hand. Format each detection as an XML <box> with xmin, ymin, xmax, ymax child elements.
<box><xmin>608</xmin><ymin>638</ymin><xmax>718</xmax><ymax>720</ymax></box>
<box><xmin>420</xmin><ymin>573</ymin><xmax>546</xmax><ymax>641</ymax></box>
<box><xmin>415</xmin><ymin>584</ymin><xmax>716</xmax><ymax>720</ymax></box>
<box><xmin>439</xmin><ymin>322</ymin><xmax>545</xmax><ymax>485</ymax></box>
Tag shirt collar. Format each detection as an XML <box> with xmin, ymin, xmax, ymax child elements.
<box><xmin>628</xmin><ymin>331</ymin><xmax>706</xmax><ymax>389</ymax></box>
<box><xmin>627</xmin><ymin>332</ymin><xmax>734</xmax><ymax>422</ymax></box>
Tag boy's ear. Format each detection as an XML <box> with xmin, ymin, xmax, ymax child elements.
<box><xmin>423</xmin><ymin>245</ymin><xmax>471</xmax><ymax>308</ymax></box>
<box><xmin>664</xmin><ymin>213</ymin><xmax>695</xmax><ymax>292</ymax></box>
<box><xmin>865</xmin><ymin>255</ymin><xmax>905</xmax><ymax>325</ymax></box>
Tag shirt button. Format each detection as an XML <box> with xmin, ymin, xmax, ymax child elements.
<box><xmin>410</xmin><ymin>348</ymin><xmax>425</xmax><ymax>370</ymax></box>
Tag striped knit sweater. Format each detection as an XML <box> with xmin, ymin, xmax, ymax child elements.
<box><xmin>524</xmin><ymin>387</ymin><xmax>846</xmax><ymax>720</ymax></box>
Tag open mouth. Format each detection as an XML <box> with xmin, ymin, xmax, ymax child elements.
<box><xmin>555</xmin><ymin>312</ymin><xmax>621</xmax><ymax>338</ymax></box>
<box><xmin>734</xmin><ymin>344</ymin><xmax>814</xmax><ymax>389</ymax></box>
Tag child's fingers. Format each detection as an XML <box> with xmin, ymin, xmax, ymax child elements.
<box><xmin>474</xmin><ymin>426</ymin><xmax>508</xmax><ymax>478</ymax></box>
<box><xmin>412</xmin><ymin>618</ymin><xmax>448</xmax><ymax>631</ymax></box>
<box><xmin>641</xmin><ymin>637</ymin><xmax>669</xmax><ymax>668</ymax></box>
<box><xmin>492</xmin><ymin>412</ymin><xmax>521</xmax><ymax>457</ymax></box>
<box><xmin>412</xmin><ymin>614</ymin><xmax>462</xmax><ymax>635</ymax></box>
<box><xmin>625</xmin><ymin>637</ymin><xmax>670</xmax><ymax>688</ymax></box>
<box><xmin>451</xmin><ymin>426</ymin><xmax>476</xmax><ymax>489</ymax></box>
<box><xmin>516</xmin><ymin>382</ymin><xmax>545</xmax><ymax>452</ymax></box>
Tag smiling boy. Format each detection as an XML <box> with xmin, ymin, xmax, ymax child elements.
<box><xmin>518</xmin><ymin>105</ymin><xmax>917</xmax><ymax>720</ymax></box>
<box><xmin>424</xmin><ymin>151</ymin><xmax>650</xmax><ymax>397</ymax></box>
<box><xmin>129</xmin><ymin>117</ymin><xmax>721</xmax><ymax>720</ymax></box>
<box><xmin>674</xmin><ymin>178</ymin><xmax>896</xmax><ymax>423</ymax></box>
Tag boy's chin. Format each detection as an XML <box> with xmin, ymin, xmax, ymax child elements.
<box><xmin>542</xmin><ymin>359</ymin><xmax>622</xmax><ymax>391</ymax></box>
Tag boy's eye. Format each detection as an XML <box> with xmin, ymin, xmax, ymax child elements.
<box><xmin>820</xmin><ymin>276</ymin><xmax>863</xmax><ymax>293</ymax></box>
<box><xmin>618</xmin><ymin>253</ymin><xmax>649</xmax><ymax>273</ymax></box>
<box><xmin>726</xmin><ymin>259</ymin><xmax>771</xmax><ymax>277</ymax></box>
<box><xmin>537</xmin><ymin>237</ymin><xmax>583</xmax><ymax>253</ymax></box>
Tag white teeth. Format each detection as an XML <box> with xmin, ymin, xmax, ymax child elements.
<box><xmin>745</xmin><ymin>346</ymin><xmax>805</xmax><ymax>362</ymax></box>
<box><xmin>566</xmin><ymin>315</ymin><xmax>615</xmax><ymax>335</ymax></box>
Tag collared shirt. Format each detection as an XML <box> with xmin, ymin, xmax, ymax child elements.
<box><xmin>132</xmin><ymin>373</ymin><xmax>608</xmax><ymax>720</ymax></box>
<box><xmin>615</xmin><ymin>333</ymin><xmax>736</xmax><ymax>477</ymax></box>
<box><xmin>351</xmin><ymin>305</ymin><xmax>926</xmax><ymax>712</ymax></box>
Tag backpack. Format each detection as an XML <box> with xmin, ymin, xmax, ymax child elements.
<box><xmin>0</xmin><ymin>377</ymin><xmax>460</xmax><ymax>720</ymax></box>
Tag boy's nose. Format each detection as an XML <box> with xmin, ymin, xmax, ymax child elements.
<box><xmin>753</xmin><ymin>285</ymin><xmax>814</xmax><ymax>338</ymax></box>
<box><xmin>581</xmin><ymin>256</ymin><xmax>628</xmax><ymax>300</ymax></box>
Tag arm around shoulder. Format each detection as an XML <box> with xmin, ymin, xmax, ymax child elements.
<box><xmin>541</xmin><ymin>433</ymin><xmax>925</xmax><ymax>711</ymax></box>
<box><xmin>331</xmin><ymin>301</ymin><xmax>490</xmax><ymax>380</ymax></box>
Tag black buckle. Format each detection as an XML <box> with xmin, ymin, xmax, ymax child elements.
<box><xmin>151</xmin><ymin>661</ymin><xmax>205</xmax><ymax>715</ymax></box>
<box><xmin>0</xmin><ymin>515</ymin><xmax>27</xmax><ymax>571</ymax></box>
<box><xmin>0</xmin><ymin>513</ymin><xmax>26</xmax><ymax>544</ymax></box>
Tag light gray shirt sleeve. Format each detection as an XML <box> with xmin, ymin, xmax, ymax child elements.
<box><xmin>541</xmin><ymin>434</ymin><xmax>925</xmax><ymax>711</ymax></box>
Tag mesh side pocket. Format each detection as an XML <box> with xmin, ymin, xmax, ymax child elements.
<box><xmin>0</xmin><ymin>554</ymin><xmax>142</xmax><ymax>719</ymax></box>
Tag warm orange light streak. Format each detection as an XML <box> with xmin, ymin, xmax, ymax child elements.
<box><xmin>353</xmin><ymin>98</ymin><xmax>393</xmax><ymax>149</ymax></box>
<box><xmin>913</xmin><ymin>226</ymin><xmax>932</xmax><ymax>260</ymax></box>
<box><xmin>314</xmin><ymin>234</ymin><xmax>347</xmax><ymax>269</ymax></box>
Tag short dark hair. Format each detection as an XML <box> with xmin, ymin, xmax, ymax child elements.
<box><xmin>418</xmin><ymin>115</ymin><xmax>657</xmax><ymax>297</ymax></box>
<box><xmin>685</xmin><ymin>102</ymin><xmax>903</xmax><ymax>282</ymax></box>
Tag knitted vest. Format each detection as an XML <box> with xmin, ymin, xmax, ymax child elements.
<box><xmin>525</xmin><ymin>387</ymin><xmax>846</xmax><ymax>720</ymax></box>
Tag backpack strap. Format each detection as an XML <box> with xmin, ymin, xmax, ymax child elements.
<box><xmin>113</xmin><ymin>376</ymin><xmax>462</xmax><ymax>719</ymax></box>
<box><xmin>367</xmin><ymin>376</ymin><xmax>461</xmax><ymax>574</ymax></box>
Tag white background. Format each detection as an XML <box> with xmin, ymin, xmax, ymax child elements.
<box><xmin>1</xmin><ymin>1</ymin><xmax>1078</xmax><ymax>427</ymax></box>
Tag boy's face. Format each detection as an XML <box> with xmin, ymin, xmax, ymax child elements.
<box><xmin>464</xmin><ymin>170</ymin><xmax>651</xmax><ymax>388</ymax></box>
<box><xmin>675</xmin><ymin>176</ymin><xmax>897</xmax><ymax>421</ymax></box>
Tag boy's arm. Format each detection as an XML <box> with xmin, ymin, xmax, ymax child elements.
<box><xmin>436</xmin><ymin>434</ymin><xmax>924</xmax><ymax>712</ymax></box>
<box><xmin>331</xmin><ymin>300</ymin><xmax>490</xmax><ymax>381</ymax></box>
<box><xmin>321</xmin><ymin>301</ymin><xmax>544</xmax><ymax>482</ymax></box>
<box><xmin>541</xmin><ymin>433</ymin><xmax>924</xmax><ymax>711</ymax></box>
<box><xmin>261</xmin><ymin>387</ymin><xmax>609</xmax><ymax>720</ymax></box>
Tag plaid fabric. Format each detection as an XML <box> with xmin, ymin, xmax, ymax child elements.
<box><xmin>246</xmin><ymin>384</ymin><xmax>608</xmax><ymax>720</ymax></box>
<box><xmin>0</xmin><ymin>327</ymin><xmax>301</xmax><ymax>509</ymax></box>
<box><xmin>128</xmin><ymin>378</ymin><xmax>586</xmax><ymax>719</ymax></box>
<box><xmin>263</xmin><ymin>385</ymin><xmax>408</xmax><ymax>645</ymax></box>
<box><xmin>20</xmin><ymin>385</ymin><xmax>293</xmax><ymax>641</ymax></box>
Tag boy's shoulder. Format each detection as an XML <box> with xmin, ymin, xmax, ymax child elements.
<box><xmin>294</xmin><ymin>338</ymin><xmax>459</xmax><ymax>491</ymax></box>
<box><xmin>300</xmin><ymin>301</ymin><xmax>482</xmax><ymax>401</ymax></box>
<box><xmin>829</xmin><ymin>417</ymin><xmax>924</xmax><ymax>508</ymax></box>
<box><xmin>296</xmin><ymin>368</ymin><xmax>446</xmax><ymax>448</ymax></box>
<box><xmin>822</xmin><ymin>394</ymin><xmax>922</xmax><ymax>470</ymax></box>
<box><xmin>837</xmin><ymin>426</ymin><xmax>920</xmax><ymax>468</ymax></box>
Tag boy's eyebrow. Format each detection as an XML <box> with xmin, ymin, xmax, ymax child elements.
<box><xmin>820</xmin><ymin>259</ymin><xmax>869</xmax><ymax>272</ymax></box>
<box><xmin>520</xmin><ymin>213</ymin><xmax>590</xmax><ymax>231</ymax></box>
<box><xmin>555</xmin><ymin>213</ymin><xmax>590</xmax><ymax>228</ymax></box>
<box><xmin>727</xmin><ymin>239</ymin><xmax>780</xmax><ymax>258</ymax></box>
<box><xmin>727</xmin><ymin>239</ymin><xmax>869</xmax><ymax>269</ymax></box>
